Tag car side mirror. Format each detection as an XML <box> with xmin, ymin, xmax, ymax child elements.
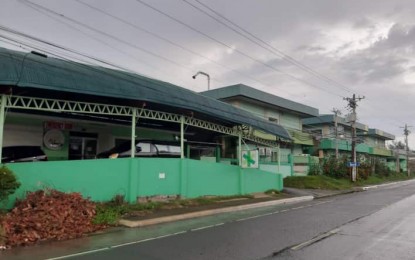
<box><xmin>136</xmin><ymin>146</ymin><xmax>142</xmax><ymax>153</ymax></box>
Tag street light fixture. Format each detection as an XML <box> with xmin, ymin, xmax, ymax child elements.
<box><xmin>192</xmin><ymin>71</ymin><xmax>210</xmax><ymax>90</ymax></box>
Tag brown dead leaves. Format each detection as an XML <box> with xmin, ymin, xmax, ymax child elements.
<box><xmin>1</xmin><ymin>190</ymin><xmax>104</xmax><ymax>248</ymax></box>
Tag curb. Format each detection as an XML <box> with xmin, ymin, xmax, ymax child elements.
<box><xmin>119</xmin><ymin>196</ymin><xmax>314</xmax><ymax>228</ymax></box>
<box><xmin>355</xmin><ymin>178</ymin><xmax>415</xmax><ymax>191</ymax></box>
<box><xmin>314</xmin><ymin>190</ymin><xmax>355</xmax><ymax>198</ymax></box>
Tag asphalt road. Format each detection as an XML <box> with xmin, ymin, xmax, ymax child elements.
<box><xmin>272</xmin><ymin>185</ymin><xmax>415</xmax><ymax>260</ymax></box>
<box><xmin>63</xmin><ymin>180</ymin><xmax>415</xmax><ymax>260</ymax></box>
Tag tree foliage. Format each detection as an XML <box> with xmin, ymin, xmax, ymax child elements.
<box><xmin>0</xmin><ymin>166</ymin><xmax>20</xmax><ymax>203</ymax></box>
<box><xmin>388</xmin><ymin>140</ymin><xmax>406</xmax><ymax>150</ymax></box>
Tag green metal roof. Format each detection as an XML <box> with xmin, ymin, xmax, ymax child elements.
<box><xmin>0</xmin><ymin>48</ymin><xmax>291</xmax><ymax>140</ymax></box>
<box><xmin>302</xmin><ymin>114</ymin><xmax>368</xmax><ymax>131</ymax></box>
<box><xmin>287</xmin><ymin>129</ymin><xmax>314</xmax><ymax>146</ymax></box>
<box><xmin>367</xmin><ymin>128</ymin><xmax>395</xmax><ymax>140</ymax></box>
<box><xmin>201</xmin><ymin>84</ymin><xmax>319</xmax><ymax>118</ymax></box>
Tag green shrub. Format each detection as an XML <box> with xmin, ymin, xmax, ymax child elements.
<box><xmin>0</xmin><ymin>166</ymin><xmax>20</xmax><ymax>203</ymax></box>
<box><xmin>321</xmin><ymin>156</ymin><xmax>349</xmax><ymax>179</ymax></box>
<box><xmin>93</xmin><ymin>203</ymin><xmax>127</xmax><ymax>225</ymax></box>
<box><xmin>308</xmin><ymin>163</ymin><xmax>322</xmax><ymax>175</ymax></box>
<box><xmin>93</xmin><ymin>195</ymin><xmax>129</xmax><ymax>225</ymax></box>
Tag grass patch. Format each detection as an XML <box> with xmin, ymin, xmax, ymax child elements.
<box><xmin>284</xmin><ymin>175</ymin><xmax>353</xmax><ymax>190</ymax></box>
<box><xmin>284</xmin><ymin>173</ymin><xmax>415</xmax><ymax>190</ymax></box>
<box><xmin>356</xmin><ymin>173</ymin><xmax>414</xmax><ymax>186</ymax></box>
<box><xmin>93</xmin><ymin>194</ymin><xmax>255</xmax><ymax>225</ymax></box>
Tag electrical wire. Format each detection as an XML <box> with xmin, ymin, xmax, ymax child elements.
<box><xmin>75</xmin><ymin>0</ymin><xmax>300</xmax><ymax>96</ymax></box>
<box><xmin>183</xmin><ymin>0</ymin><xmax>356</xmax><ymax>95</ymax></box>
<box><xmin>134</xmin><ymin>0</ymin><xmax>345</xmax><ymax>98</ymax></box>
<box><xmin>18</xmin><ymin>0</ymin><xmax>225</xmax><ymax>86</ymax></box>
<box><xmin>15</xmin><ymin>0</ymin><xmax>170</xmax><ymax>79</ymax></box>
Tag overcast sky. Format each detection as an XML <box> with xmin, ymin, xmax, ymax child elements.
<box><xmin>1</xmin><ymin>0</ymin><xmax>414</xmax><ymax>147</ymax></box>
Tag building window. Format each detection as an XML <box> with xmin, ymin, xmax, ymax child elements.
<box><xmin>268</xmin><ymin>117</ymin><xmax>279</xmax><ymax>124</ymax></box>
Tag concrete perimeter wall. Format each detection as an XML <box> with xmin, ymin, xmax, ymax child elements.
<box><xmin>4</xmin><ymin>158</ymin><xmax>283</xmax><ymax>207</ymax></box>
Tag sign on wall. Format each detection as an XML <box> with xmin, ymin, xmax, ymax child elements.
<box><xmin>241</xmin><ymin>150</ymin><xmax>259</xmax><ymax>168</ymax></box>
<box><xmin>43</xmin><ymin>129</ymin><xmax>65</xmax><ymax>150</ymax></box>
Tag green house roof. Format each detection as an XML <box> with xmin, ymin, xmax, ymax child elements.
<box><xmin>302</xmin><ymin>114</ymin><xmax>368</xmax><ymax>131</ymax></box>
<box><xmin>366</xmin><ymin>128</ymin><xmax>395</xmax><ymax>140</ymax></box>
<box><xmin>0</xmin><ymin>48</ymin><xmax>291</xmax><ymax>140</ymax></box>
<box><xmin>201</xmin><ymin>84</ymin><xmax>319</xmax><ymax>118</ymax></box>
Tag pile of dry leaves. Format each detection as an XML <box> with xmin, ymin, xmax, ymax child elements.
<box><xmin>0</xmin><ymin>189</ymin><xmax>104</xmax><ymax>248</ymax></box>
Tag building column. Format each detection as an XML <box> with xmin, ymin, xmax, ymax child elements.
<box><xmin>277</xmin><ymin>145</ymin><xmax>281</xmax><ymax>173</ymax></box>
<box><xmin>238</xmin><ymin>132</ymin><xmax>244</xmax><ymax>195</ymax></box>
<box><xmin>128</xmin><ymin>108</ymin><xmax>138</xmax><ymax>203</ymax></box>
<box><xmin>180</xmin><ymin>115</ymin><xmax>184</xmax><ymax>159</ymax></box>
<box><xmin>238</xmin><ymin>132</ymin><xmax>242</xmax><ymax>166</ymax></box>
<box><xmin>130</xmin><ymin>108</ymin><xmax>137</xmax><ymax>158</ymax></box>
<box><xmin>0</xmin><ymin>95</ymin><xmax>7</xmax><ymax>164</ymax></box>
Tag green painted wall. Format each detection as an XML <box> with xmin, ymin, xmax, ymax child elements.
<box><xmin>280</xmin><ymin>113</ymin><xmax>301</xmax><ymax>131</ymax></box>
<box><xmin>136</xmin><ymin>158</ymin><xmax>181</xmax><ymax>196</ymax></box>
<box><xmin>319</xmin><ymin>139</ymin><xmax>371</xmax><ymax>153</ymax></box>
<box><xmin>4</xmin><ymin>158</ymin><xmax>283</xmax><ymax>208</ymax></box>
<box><xmin>259</xmin><ymin>164</ymin><xmax>291</xmax><ymax>178</ymax></box>
<box><xmin>7</xmin><ymin>159</ymin><xmax>130</xmax><ymax>204</ymax></box>
<box><xmin>237</xmin><ymin>101</ymin><xmax>266</xmax><ymax>119</ymax></box>
<box><xmin>244</xmin><ymin>168</ymin><xmax>283</xmax><ymax>192</ymax></box>
<box><xmin>186</xmin><ymin>159</ymin><xmax>240</xmax><ymax>197</ymax></box>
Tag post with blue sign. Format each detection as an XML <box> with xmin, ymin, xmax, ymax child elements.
<box><xmin>347</xmin><ymin>161</ymin><xmax>360</xmax><ymax>181</ymax></box>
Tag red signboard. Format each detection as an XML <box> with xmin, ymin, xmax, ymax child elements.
<box><xmin>44</xmin><ymin>121</ymin><xmax>73</xmax><ymax>130</ymax></box>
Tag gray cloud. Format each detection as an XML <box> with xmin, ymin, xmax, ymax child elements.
<box><xmin>1</xmin><ymin>0</ymin><xmax>415</xmax><ymax>145</ymax></box>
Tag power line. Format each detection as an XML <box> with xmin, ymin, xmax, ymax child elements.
<box><xmin>183</xmin><ymin>0</ymin><xmax>356</xmax><ymax>96</ymax></box>
<box><xmin>134</xmin><ymin>0</ymin><xmax>344</xmax><ymax>98</ymax></box>
<box><xmin>18</xmin><ymin>0</ymin><xmax>224</xmax><ymax>86</ymax></box>
<box><xmin>0</xmin><ymin>26</ymin><xmax>137</xmax><ymax>74</ymax></box>
<box><xmin>15</xmin><ymin>0</ymin><xmax>174</xmax><ymax>80</ymax></box>
<box><xmin>75</xmin><ymin>0</ymin><xmax>293</xmax><ymax>94</ymax></box>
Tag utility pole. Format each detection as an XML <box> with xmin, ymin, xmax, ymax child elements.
<box><xmin>344</xmin><ymin>94</ymin><xmax>365</xmax><ymax>182</ymax></box>
<box><xmin>400</xmin><ymin>124</ymin><xmax>412</xmax><ymax>176</ymax></box>
<box><xmin>332</xmin><ymin>108</ymin><xmax>342</xmax><ymax>159</ymax></box>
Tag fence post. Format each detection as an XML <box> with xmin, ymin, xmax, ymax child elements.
<box><xmin>289</xmin><ymin>154</ymin><xmax>294</xmax><ymax>176</ymax></box>
<box><xmin>128</xmin><ymin>159</ymin><xmax>139</xmax><ymax>203</ymax></box>
<box><xmin>180</xmin><ymin>159</ymin><xmax>188</xmax><ymax>198</ymax></box>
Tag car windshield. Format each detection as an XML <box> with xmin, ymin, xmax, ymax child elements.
<box><xmin>155</xmin><ymin>144</ymin><xmax>181</xmax><ymax>154</ymax></box>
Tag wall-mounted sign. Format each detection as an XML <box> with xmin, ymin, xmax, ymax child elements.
<box><xmin>241</xmin><ymin>150</ymin><xmax>259</xmax><ymax>168</ymax></box>
<box><xmin>44</xmin><ymin>121</ymin><xmax>73</xmax><ymax>130</ymax></box>
<box><xmin>43</xmin><ymin>129</ymin><xmax>65</xmax><ymax>150</ymax></box>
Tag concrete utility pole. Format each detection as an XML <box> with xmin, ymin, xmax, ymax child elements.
<box><xmin>344</xmin><ymin>94</ymin><xmax>365</xmax><ymax>182</ymax></box>
<box><xmin>332</xmin><ymin>108</ymin><xmax>342</xmax><ymax>159</ymax></box>
<box><xmin>400</xmin><ymin>124</ymin><xmax>412</xmax><ymax>176</ymax></box>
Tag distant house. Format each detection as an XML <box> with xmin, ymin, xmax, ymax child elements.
<box><xmin>302</xmin><ymin>115</ymin><xmax>402</xmax><ymax>171</ymax></box>
<box><xmin>202</xmin><ymin>84</ymin><xmax>319</xmax><ymax>177</ymax></box>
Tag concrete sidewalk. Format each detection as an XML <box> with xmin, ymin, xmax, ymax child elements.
<box><xmin>118</xmin><ymin>188</ymin><xmax>355</xmax><ymax>228</ymax></box>
<box><xmin>118</xmin><ymin>179</ymin><xmax>415</xmax><ymax>228</ymax></box>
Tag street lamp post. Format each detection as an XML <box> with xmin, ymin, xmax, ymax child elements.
<box><xmin>192</xmin><ymin>71</ymin><xmax>210</xmax><ymax>90</ymax></box>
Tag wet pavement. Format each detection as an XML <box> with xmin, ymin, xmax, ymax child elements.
<box><xmin>272</xmin><ymin>189</ymin><xmax>415</xmax><ymax>259</ymax></box>
<box><xmin>2</xmin><ymin>180</ymin><xmax>415</xmax><ymax>260</ymax></box>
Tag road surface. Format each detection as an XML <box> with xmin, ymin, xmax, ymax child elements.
<box><xmin>3</xmin><ymin>180</ymin><xmax>415</xmax><ymax>260</ymax></box>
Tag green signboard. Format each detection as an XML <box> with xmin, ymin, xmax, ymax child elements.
<box><xmin>242</xmin><ymin>150</ymin><xmax>259</xmax><ymax>168</ymax></box>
